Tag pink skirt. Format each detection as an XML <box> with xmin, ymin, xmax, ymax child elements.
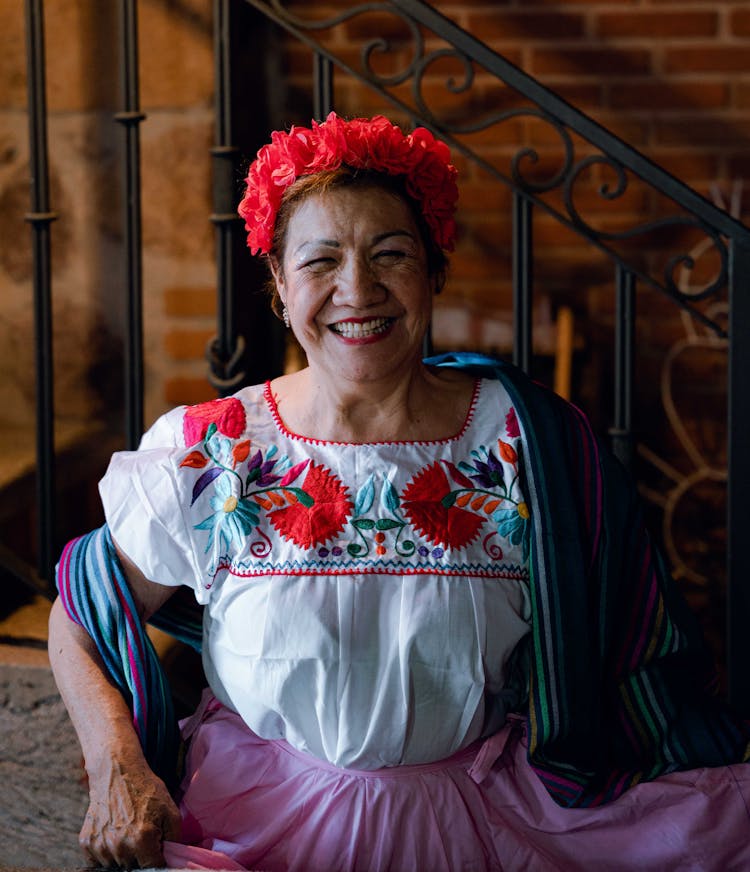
<box><xmin>163</xmin><ymin>690</ymin><xmax>750</xmax><ymax>871</ymax></box>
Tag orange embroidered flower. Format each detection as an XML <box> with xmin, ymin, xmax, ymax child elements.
<box><xmin>238</xmin><ymin>112</ymin><xmax>458</xmax><ymax>255</ymax></box>
<box><xmin>268</xmin><ymin>462</ymin><xmax>353</xmax><ymax>549</ymax></box>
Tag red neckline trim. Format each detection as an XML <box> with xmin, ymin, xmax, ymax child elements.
<box><xmin>263</xmin><ymin>378</ymin><xmax>482</xmax><ymax>447</ymax></box>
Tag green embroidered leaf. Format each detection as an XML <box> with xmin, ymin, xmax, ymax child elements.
<box><xmin>205</xmin><ymin>422</ymin><xmax>218</xmax><ymax>442</ymax></box>
<box><xmin>397</xmin><ymin>539</ymin><xmax>416</xmax><ymax>555</ymax></box>
<box><xmin>441</xmin><ymin>492</ymin><xmax>458</xmax><ymax>508</ymax></box>
<box><xmin>347</xmin><ymin>543</ymin><xmax>364</xmax><ymax>556</ymax></box>
<box><xmin>353</xmin><ymin>518</ymin><xmax>375</xmax><ymax>530</ymax></box>
<box><xmin>375</xmin><ymin>518</ymin><xmax>400</xmax><ymax>531</ymax></box>
<box><xmin>246</xmin><ymin>467</ymin><xmax>260</xmax><ymax>485</ymax></box>
<box><xmin>287</xmin><ymin>487</ymin><xmax>314</xmax><ymax>508</ymax></box>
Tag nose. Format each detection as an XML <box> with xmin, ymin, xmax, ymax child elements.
<box><xmin>331</xmin><ymin>254</ymin><xmax>386</xmax><ymax>308</ymax></box>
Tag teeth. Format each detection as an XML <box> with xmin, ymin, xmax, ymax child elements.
<box><xmin>331</xmin><ymin>318</ymin><xmax>391</xmax><ymax>338</ymax></box>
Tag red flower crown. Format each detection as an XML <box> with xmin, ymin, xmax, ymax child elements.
<box><xmin>238</xmin><ymin>112</ymin><xmax>459</xmax><ymax>256</ymax></box>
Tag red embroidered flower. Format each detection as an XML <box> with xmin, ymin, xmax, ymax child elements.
<box><xmin>183</xmin><ymin>397</ymin><xmax>246</xmax><ymax>446</ymax></box>
<box><xmin>238</xmin><ymin>112</ymin><xmax>458</xmax><ymax>256</ymax></box>
<box><xmin>268</xmin><ymin>462</ymin><xmax>353</xmax><ymax>549</ymax></box>
<box><xmin>505</xmin><ymin>407</ymin><xmax>520</xmax><ymax>439</ymax></box>
<box><xmin>402</xmin><ymin>462</ymin><xmax>484</xmax><ymax>550</ymax></box>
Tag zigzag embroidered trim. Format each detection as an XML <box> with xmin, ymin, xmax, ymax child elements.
<box><xmin>263</xmin><ymin>379</ymin><xmax>482</xmax><ymax>447</ymax></box>
<box><xmin>211</xmin><ymin>559</ymin><xmax>530</xmax><ymax>581</ymax></box>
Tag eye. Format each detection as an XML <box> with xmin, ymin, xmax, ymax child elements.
<box><xmin>299</xmin><ymin>256</ymin><xmax>336</xmax><ymax>273</ymax></box>
<box><xmin>373</xmin><ymin>249</ymin><xmax>406</xmax><ymax>262</ymax></box>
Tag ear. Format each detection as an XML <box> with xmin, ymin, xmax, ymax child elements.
<box><xmin>269</xmin><ymin>256</ymin><xmax>285</xmax><ymax>303</ymax></box>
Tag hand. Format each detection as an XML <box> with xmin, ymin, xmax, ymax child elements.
<box><xmin>80</xmin><ymin>754</ymin><xmax>181</xmax><ymax>869</ymax></box>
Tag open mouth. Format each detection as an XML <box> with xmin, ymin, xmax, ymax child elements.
<box><xmin>329</xmin><ymin>317</ymin><xmax>394</xmax><ymax>339</ymax></box>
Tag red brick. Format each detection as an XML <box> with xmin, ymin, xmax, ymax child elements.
<box><xmin>730</xmin><ymin>9</ymin><xmax>750</xmax><ymax>37</ymax></box>
<box><xmin>736</xmin><ymin>82</ymin><xmax>750</xmax><ymax>109</ymax></box>
<box><xmin>648</xmin><ymin>151</ymin><xmax>721</xmax><ymax>182</ymax></box>
<box><xmin>164</xmin><ymin>377</ymin><xmax>217</xmax><ymax>407</ymax></box>
<box><xmin>596</xmin><ymin>11</ymin><xmax>718</xmax><ymax>39</ymax></box>
<box><xmin>532</xmin><ymin>48</ymin><xmax>652</xmax><ymax>77</ymax></box>
<box><xmin>654</xmin><ymin>119</ymin><xmax>750</xmax><ymax>147</ymax></box>
<box><xmin>521</xmin><ymin>0</ymin><xmax>636</xmax><ymax>5</ymax></box>
<box><xmin>164</xmin><ymin>329</ymin><xmax>215</xmax><ymax>361</ymax></box>
<box><xmin>163</xmin><ymin>287</ymin><xmax>216</xmax><ymax>318</ymax></box>
<box><xmin>665</xmin><ymin>47</ymin><xmax>750</xmax><ymax>74</ymax></box>
<box><xmin>344</xmin><ymin>10</ymin><xmax>418</xmax><ymax>41</ymax></box>
<box><xmin>609</xmin><ymin>81</ymin><xmax>729</xmax><ymax>112</ymax></box>
<box><xmin>465</xmin><ymin>12</ymin><xmax>586</xmax><ymax>40</ymax></box>
<box><xmin>728</xmin><ymin>153</ymin><xmax>750</xmax><ymax>179</ymax></box>
<box><xmin>458</xmin><ymin>181</ymin><xmax>514</xmax><ymax>211</ymax></box>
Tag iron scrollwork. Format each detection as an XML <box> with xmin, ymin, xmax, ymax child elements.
<box><xmin>247</xmin><ymin>0</ymin><xmax>734</xmax><ymax>335</ymax></box>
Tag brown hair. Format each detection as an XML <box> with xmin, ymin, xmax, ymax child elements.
<box><xmin>264</xmin><ymin>166</ymin><xmax>448</xmax><ymax>319</ymax></box>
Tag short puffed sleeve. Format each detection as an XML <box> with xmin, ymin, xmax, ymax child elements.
<box><xmin>99</xmin><ymin>406</ymin><xmax>209</xmax><ymax>602</ymax></box>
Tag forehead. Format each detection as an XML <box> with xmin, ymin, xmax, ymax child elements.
<box><xmin>284</xmin><ymin>185</ymin><xmax>420</xmax><ymax>247</ymax></box>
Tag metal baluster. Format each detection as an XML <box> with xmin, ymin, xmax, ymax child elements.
<box><xmin>512</xmin><ymin>191</ymin><xmax>532</xmax><ymax>374</ymax></box>
<box><xmin>24</xmin><ymin>0</ymin><xmax>57</xmax><ymax>588</ymax></box>
<box><xmin>207</xmin><ymin>0</ymin><xmax>246</xmax><ymax>396</ymax></box>
<box><xmin>609</xmin><ymin>265</ymin><xmax>636</xmax><ymax>470</ymax></box>
<box><xmin>114</xmin><ymin>0</ymin><xmax>146</xmax><ymax>448</ymax></box>
<box><xmin>314</xmin><ymin>52</ymin><xmax>333</xmax><ymax>120</ymax></box>
<box><xmin>727</xmin><ymin>239</ymin><xmax>750</xmax><ymax>714</ymax></box>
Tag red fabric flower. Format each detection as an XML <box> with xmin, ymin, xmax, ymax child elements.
<box><xmin>182</xmin><ymin>397</ymin><xmax>246</xmax><ymax>446</ymax></box>
<box><xmin>238</xmin><ymin>112</ymin><xmax>459</xmax><ymax>256</ymax></box>
<box><xmin>402</xmin><ymin>462</ymin><xmax>484</xmax><ymax>550</ymax></box>
<box><xmin>268</xmin><ymin>462</ymin><xmax>353</xmax><ymax>549</ymax></box>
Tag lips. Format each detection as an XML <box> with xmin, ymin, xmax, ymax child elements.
<box><xmin>328</xmin><ymin>317</ymin><xmax>393</xmax><ymax>339</ymax></box>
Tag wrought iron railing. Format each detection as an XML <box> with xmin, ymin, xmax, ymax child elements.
<box><xmin>17</xmin><ymin>0</ymin><xmax>750</xmax><ymax>709</ymax></box>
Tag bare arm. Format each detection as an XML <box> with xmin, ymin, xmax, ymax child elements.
<box><xmin>48</xmin><ymin>545</ymin><xmax>182</xmax><ymax>869</ymax></box>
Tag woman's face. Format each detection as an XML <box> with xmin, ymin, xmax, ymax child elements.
<box><xmin>271</xmin><ymin>185</ymin><xmax>434</xmax><ymax>387</ymax></box>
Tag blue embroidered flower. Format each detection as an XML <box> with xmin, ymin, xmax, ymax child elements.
<box><xmin>493</xmin><ymin>502</ymin><xmax>530</xmax><ymax>561</ymax></box>
<box><xmin>194</xmin><ymin>474</ymin><xmax>261</xmax><ymax>552</ymax></box>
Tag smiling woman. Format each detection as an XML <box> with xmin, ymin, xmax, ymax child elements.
<box><xmin>48</xmin><ymin>114</ymin><xmax>750</xmax><ymax>872</ymax></box>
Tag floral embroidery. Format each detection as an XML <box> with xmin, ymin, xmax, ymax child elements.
<box><xmin>181</xmin><ymin>397</ymin><xmax>529</xmax><ymax>569</ymax></box>
<box><xmin>268</xmin><ymin>462</ymin><xmax>353</xmax><ymax>548</ymax></box>
<box><xmin>182</xmin><ymin>417</ymin><xmax>347</xmax><ymax>554</ymax></box>
<box><xmin>346</xmin><ymin>474</ymin><xmax>418</xmax><ymax>559</ymax></box>
<box><xmin>402</xmin><ymin>462</ymin><xmax>485</xmax><ymax>550</ymax></box>
<box><xmin>453</xmin><ymin>439</ymin><xmax>530</xmax><ymax>562</ymax></box>
<box><xmin>183</xmin><ymin>397</ymin><xmax>246</xmax><ymax>446</ymax></box>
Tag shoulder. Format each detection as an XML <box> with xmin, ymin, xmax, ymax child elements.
<box><xmin>139</xmin><ymin>383</ymin><xmax>269</xmax><ymax>451</ymax></box>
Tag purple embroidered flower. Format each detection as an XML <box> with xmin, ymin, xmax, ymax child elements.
<box><xmin>418</xmin><ymin>546</ymin><xmax>430</xmax><ymax>557</ymax></box>
<box><xmin>318</xmin><ymin>547</ymin><xmax>329</xmax><ymax>558</ymax></box>
<box><xmin>468</xmin><ymin>450</ymin><xmax>505</xmax><ymax>489</ymax></box>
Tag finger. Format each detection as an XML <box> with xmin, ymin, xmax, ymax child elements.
<box><xmin>80</xmin><ymin>824</ymin><xmax>115</xmax><ymax>870</ymax></box>
<box><xmin>132</xmin><ymin>824</ymin><xmax>169</xmax><ymax>869</ymax></box>
<box><xmin>162</xmin><ymin>801</ymin><xmax>183</xmax><ymax>841</ymax></box>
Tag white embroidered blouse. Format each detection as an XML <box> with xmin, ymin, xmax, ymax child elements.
<box><xmin>100</xmin><ymin>378</ymin><xmax>532</xmax><ymax>769</ymax></box>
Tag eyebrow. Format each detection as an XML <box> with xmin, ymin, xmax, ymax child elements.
<box><xmin>293</xmin><ymin>229</ymin><xmax>417</xmax><ymax>258</ymax></box>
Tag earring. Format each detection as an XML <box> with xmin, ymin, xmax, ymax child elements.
<box><xmin>282</xmin><ymin>305</ymin><xmax>290</xmax><ymax>329</ymax></box>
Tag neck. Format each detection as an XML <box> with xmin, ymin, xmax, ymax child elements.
<box><xmin>272</xmin><ymin>364</ymin><xmax>473</xmax><ymax>443</ymax></box>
